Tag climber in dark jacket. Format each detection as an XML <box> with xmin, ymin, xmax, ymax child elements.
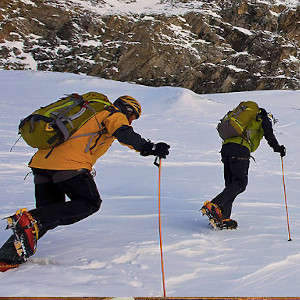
<box><xmin>201</xmin><ymin>106</ymin><xmax>286</xmax><ymax>230</ymax></box>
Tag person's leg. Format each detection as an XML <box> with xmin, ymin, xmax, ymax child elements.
<box><xmin>223</xmin><ymin>156</ymin><xmax>232</xmax><ymax>187</ymax></box>
<box><xmin>35</xmin><ymin>181</ymin><xmax>66</xmax><ymax>208</ymax></box>
<box><xmin>212</xmin><ymin>156</ymin><xmax>249</xmax><ymax>219</ymax></box>
<box><xmin>30</xmin><ymin>171</ymin><xmax>102</xmax><ymax>235</ymax></box>
<box><xmin>31</xmin><ymin>170</ymin><xmax>66</xmax><ymax>238</ymax></box>
<box><xmin>32</xmin><ymin>168</ymin><xmax>66</xmax><ymax>208</ymax></box>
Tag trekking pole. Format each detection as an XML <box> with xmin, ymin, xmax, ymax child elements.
<box><xmin>154</xmin><ymin>156</ymin><xmax>167</xmax><ymax>297</ymax></box>
<box><xmin>281</xmin><ymin>156</ymin><xmax>292</xmax><ymax>241</ymax></box>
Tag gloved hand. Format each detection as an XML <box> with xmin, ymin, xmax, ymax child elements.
<box><xmin>274</xmin><ymin>145</ymin><xmax>286</xmax><ymax>157</ymax></box>
<box><xmin>153</xmin><ymin>142</ymin><xmax>170</xmax><ymax>159</ymax></box>
<box><xmin>140</xmin><ymin>141</ymin><xmax>170</xmax><ymax>159</ymax></box>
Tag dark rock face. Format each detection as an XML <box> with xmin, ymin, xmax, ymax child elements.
<box><xmin>1</xmin><ymin>0</ymin><xmax>300</xmax><ymax>93</ymax></box>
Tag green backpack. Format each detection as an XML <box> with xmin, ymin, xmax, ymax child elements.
<box><xmin>217</xmin><ymin>101</ymin><xmax>260</xmax><ymax>140</ymax></box>
<box><xmin>19</xmin><ymin>92</ymin><xmax>112</xmax><ymax>149</ymax></box>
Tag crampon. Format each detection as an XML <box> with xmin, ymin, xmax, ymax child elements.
<box><xmin>4</xmin><ymin>208</ymin><xmax>39</xmax><ymax>262</ymax></box>
<box><xmin>201</xmin><ymin>201</ymin><xmax>223</xmax><ymax>229</ymax></box>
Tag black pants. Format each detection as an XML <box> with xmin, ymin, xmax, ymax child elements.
<box><xmin>211</xmin><ymin>143</ymin><xmax>250</xmax><ymax>219</ymax></box>
<box><xmin>29</xmin><ymin>169</ymin><xmax>102</xmax><ymax>238</ymax></box>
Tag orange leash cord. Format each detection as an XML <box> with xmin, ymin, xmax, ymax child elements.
<box><xmin>155</xmin><ymin>157</ymin><xmax>167</xmax><ymax>297</ymax></box>
<box><xmin>281</xmin><ymin>157</ymin><xmax>292</xmax><ymax>241</ymax></box>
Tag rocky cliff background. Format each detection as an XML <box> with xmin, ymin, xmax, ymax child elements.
<box><xmin>1</xmin><ymin>0</ymin><xmax>300</xmax><ymax>93</ymax></box>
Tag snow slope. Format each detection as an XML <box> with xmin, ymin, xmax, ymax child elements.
<box><xmin>0</xmin><ymin>70</ymin><xmax>300</xmax><ymax>297</ymax></box>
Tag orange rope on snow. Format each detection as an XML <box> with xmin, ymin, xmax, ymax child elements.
<box><xmin>281</xmin><ymin>157</ymin><xmax>292</xmax><ymax>241</ymax></box>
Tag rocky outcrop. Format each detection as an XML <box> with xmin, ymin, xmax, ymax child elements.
<box><xmin>1</xmin><ymin>0</ymin><xmax>300</xmax><ymax>93</ymax></box>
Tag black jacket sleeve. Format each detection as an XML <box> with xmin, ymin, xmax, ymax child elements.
<box><xmin>260</xmin><ymin>108</ymin><xmax>280</xmax><ymax>150</ymax></box>
<box><xmin>113</xmin><ymin>125</ymin><xmax>148</xmax><ymax>151</ymax></box>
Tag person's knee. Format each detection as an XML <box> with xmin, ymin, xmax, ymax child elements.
<box><xmin>238</xmin><ymin>181</ymin><xmax>247</xmax><ymax>193</ymax></box>
<box><xmin>92</xmin><ymin>199</ymin><xmax>102</xmax><ymax>213</ymax></box>
<box><xmin>87</xmin><ymin>196</ymin><xmax>102</xmax><ymax>214</ymax></box>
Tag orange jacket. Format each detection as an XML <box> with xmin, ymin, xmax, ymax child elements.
<box><xmin>29</xmin><ymin>108</ymin><xmax>147</xmax><ymax>171</ymax></box>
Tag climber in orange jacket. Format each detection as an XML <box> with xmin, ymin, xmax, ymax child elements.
<box><xmin>1</xmin><ymin>95</ymin><xmax>170</xmax><ymax>265</ymax></box>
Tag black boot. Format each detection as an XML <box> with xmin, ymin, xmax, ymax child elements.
<box><xmin>222</xmin><ymin>219</ymin><xmax>238</xmax><ymax>230</ymax></box>
<box><xmin>0</xmin><ymin>235</ymin><xmax>24</xmax><ymax>264</ymax></box>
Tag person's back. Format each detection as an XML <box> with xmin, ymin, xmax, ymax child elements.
<box><xmin>29</xmin><ymin>107</ymin><xmax>130</xmax><ymax>170</ymax></box>
<box><xmin>202</xmin><ymin>103</ymin><xmax>285</xmax><ymax>230</ymax></box>
<box><xmin>222</xmin><ymin>108</ymin><xmax>285</xmax><ymax>154</ymax></box>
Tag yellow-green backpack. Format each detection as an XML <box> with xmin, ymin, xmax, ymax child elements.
<box><xmin>19</xmin><ymin>92</ymin><xmax>112</xmax><ymax>149</ymax></box>
<box><xmin>217</xmin><ymin>101</ymin><xmax>260</xmax><ymax>140</ymax></box>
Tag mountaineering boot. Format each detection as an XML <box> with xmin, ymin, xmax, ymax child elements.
<box><xmin>201</xmin><ymin>201</ymin><xmax>223</xmax><ymax>229</ymax></box>
<box><xmin>0</xmin><ymin>235</ymin><xmax>24</xmax><ymax>264</ymax></box>
<box><xmin>222</xmin><ymin>219</ymin><xmax>238</xmax><ymax>230</ymax></box>
<box><xmin>0</xmin><ymin>235</ymin><xmax>24</xmax><ymax>272</ymax></box>
<box><xmin>5</xmin><ymin>208</ymin><xmax>39</xmax><ymax>261</ymax></box>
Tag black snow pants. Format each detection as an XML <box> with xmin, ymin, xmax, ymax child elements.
<box><xmin>211</xmin><ymin>143</ymin><xmax>250</xmax><ymax>219</ymax></box>
<box><xmin>29</xmin><ymin>168</ymin><xmax>102</xmax><ymax>238</ymax></box>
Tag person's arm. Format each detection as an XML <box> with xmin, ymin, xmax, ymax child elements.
<box><xmin>113</xmin><ymin>125</ymin><xmax>147</xmax><ymax>151</ymax></box>
<box><xmin>261</xmin><ymin>108</ymin><xmax>286</xmax><ymax>157</ymax></box>
<box><xmin>113</xmin><ymin>126</ymin><xmax>170</xmax><ymax>159</ymax></box>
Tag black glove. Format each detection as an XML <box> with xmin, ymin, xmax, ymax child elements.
<box><xmin>153</xmin><ymin>142</ymin><xmax>170</xmax><ymax>159</ymax></box>
<box><xmin>274</xmin><ymin>145</ymin><xmax>286</xmax><ymax>157</ymax></box>
<box><xmin>140</xmin><ymin>141</ymin><xmax>170</xmax><ymax>159</ymax></box>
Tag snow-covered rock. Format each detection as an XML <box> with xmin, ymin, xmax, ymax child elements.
<box><xmin>1</xmin><ymin>0</ymin><xmax>300</xmax><ymax>93</ymax></box>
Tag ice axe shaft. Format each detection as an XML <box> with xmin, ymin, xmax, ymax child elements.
<box><xmin>154</xmin><ymin>156</ymin><xmax>166</xmax><ymax>296</ymax></box>
<box><xmin>281</xmin><ymin>157</ymin><xmax>292</xmax><ymax>241</ymax></box>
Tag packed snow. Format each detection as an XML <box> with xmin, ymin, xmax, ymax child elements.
<box><xmin>0</xmin><ymin>70</ymin><xmax>300</xmax><ymax>297</ymax></box>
